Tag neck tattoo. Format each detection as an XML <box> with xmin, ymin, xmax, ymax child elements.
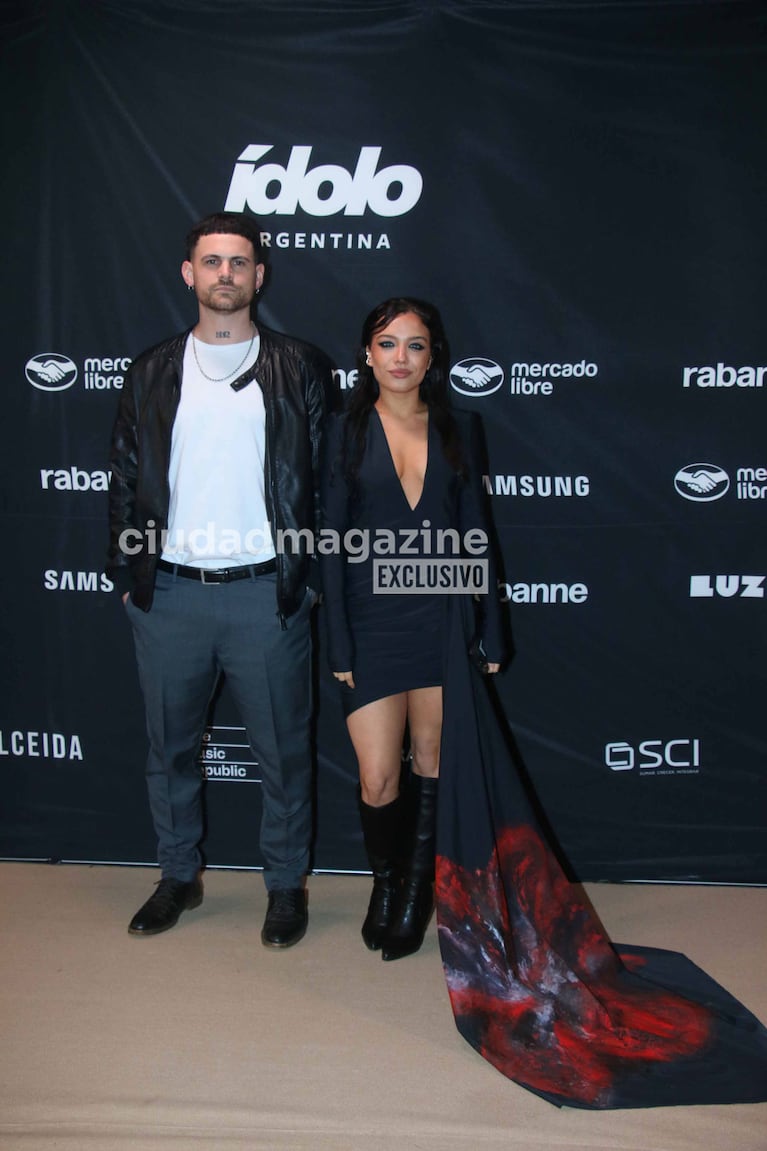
<box><xmin>192</xmin><ymin>322</ymin><xmax>256</xmax><ymax>382</ymax></box>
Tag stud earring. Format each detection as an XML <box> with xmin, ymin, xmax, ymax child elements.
<box><xmin>187</xmin><ymin>283</ymin><xmax>194</xmax><ymax>292</ymax></box>
<box><xmin>365</xmin><ymin>353</ymin><xmax>372</xmax><ymax>366</ymax></box>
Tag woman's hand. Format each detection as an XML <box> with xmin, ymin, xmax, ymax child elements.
<box><xmin>469</xmin><ymin>638</ymin><xmax>500</xmax><ymax>675</ymax></box>
<box><xmin>333</xmin><ymin>670</ymin><xmax>355</xmax><ymax>688</ymax></box>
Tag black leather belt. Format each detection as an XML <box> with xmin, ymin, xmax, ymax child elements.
<box><xmin>157</xmin><ymin>557</ymin><xmax>276</xmax><ymax>583</ymax></box>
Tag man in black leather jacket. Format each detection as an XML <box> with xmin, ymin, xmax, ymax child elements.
<box><xmin>107</xmin><ymin>211</ymin><xmax>332</xmax><ymax>947</ymax></box>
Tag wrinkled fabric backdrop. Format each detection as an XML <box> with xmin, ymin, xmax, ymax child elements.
<box><xmin>2</xmin><ymin>0</ymin><xmax>765</xmax><ymax>882</ymax></box>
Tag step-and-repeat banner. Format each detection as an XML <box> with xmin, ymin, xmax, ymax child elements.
<box><xmin>2</xmin><ymin>0</ymin><xmax>765</xmax><ymax>882</ymax></box>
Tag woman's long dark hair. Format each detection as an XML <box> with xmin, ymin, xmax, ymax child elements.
<box><xmin>340</xmin><ymin>297</ymin><xmax>465</xmax><ymax>499</ymax></box>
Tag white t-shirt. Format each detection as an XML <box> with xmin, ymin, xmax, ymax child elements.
<box><xmin>160</xmin><ymin>331</ymin><xmax>276</xmax><ymax>568</ymax></box>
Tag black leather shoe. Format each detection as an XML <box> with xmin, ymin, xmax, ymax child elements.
<box><xmin>128</xmin><ymin>877</ymin><xmax>203</xmax><ymax>936</ymax></box>
<box><xmin>261</xmin><ymin>888</ymin><xmax>307</xmax><ymax>948</ymax></box>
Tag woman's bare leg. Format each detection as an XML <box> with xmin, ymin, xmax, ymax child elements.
<box><xmin>406</xmin><ymin>685</ymin><xmax>443</xmax><ymax>778</ymax></box>
<box><xmin>346</xmin><ymin>693</ymin><xmax>409</xmax><ymax>806</ymax></box>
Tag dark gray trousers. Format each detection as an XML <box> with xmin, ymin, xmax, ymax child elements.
<box><xmin>126</xmin><ymin>567</ymin><xmax>313</xmax><ymax>890</ymax></box>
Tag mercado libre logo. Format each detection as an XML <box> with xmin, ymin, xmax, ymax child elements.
<box><xmin>25</xmin><ymin>354</ymin><xmax>77</xmax><ymax>392</ymax></box>
<box><xmin>26</xmin><ymin>353</ymin><xmax>132</xmax><ymax>394</ymax></box>
<box><xmin>450</xmin><ymin>357</ymin><xmax>599</xmax><ymax>398</ymax></box>
<box><xmin>450</xmin><ymin>359</ymin><xmax>504</xmax><ymax>397</ymax></box>
<box><xmin>674</xmin><ymin>464</ymin><xmax>730</xmax><ymax>502</ymax></box>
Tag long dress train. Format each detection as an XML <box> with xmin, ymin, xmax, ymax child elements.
<box><xmin>435</xmin><ymin>593</ymin><xmax>767</xmax><ymax>1110</ymax></box>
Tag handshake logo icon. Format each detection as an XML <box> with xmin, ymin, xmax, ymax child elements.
<box><xmin>26</xmin><ymin>354</ymin><xmax>77</xmax><ymax>392</ymax></box>
<box><xmin>450</xmin><ymin>358</ymin><xmax>504</xmax><ymax>397</ymax></box>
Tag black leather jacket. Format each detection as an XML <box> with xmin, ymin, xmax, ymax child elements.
<box><xmin>107</xmin><ymin>325</ymin><xmax>331</xmax><ymax>621</ymax></box>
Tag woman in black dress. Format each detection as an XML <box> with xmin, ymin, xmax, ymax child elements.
<box><xmin>321</xmin><ymin>298</ymin><xmax>767</xmax><ymax>1109</ymax></box>
<box><xmin>320</xmin><ymin>297</ymin><xmax>506</xmax><ymax>961</ymax></box>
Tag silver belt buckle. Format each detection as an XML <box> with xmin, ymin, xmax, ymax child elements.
<box><xmin>200</xmin><ymin>567</ymin><xmax>226</xmax><ymax>584</ymax></box>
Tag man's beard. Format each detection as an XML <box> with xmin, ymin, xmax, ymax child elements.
<box><xmin>199</xmin><ymin>284</ymin><xmax>253</xmax><ymax>313</ymax></box>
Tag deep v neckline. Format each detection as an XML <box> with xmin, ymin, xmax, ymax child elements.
<box><xmin>373</xmin><ymin>407</ymin><xmax>430</xmax><ymax>513</ymax></box>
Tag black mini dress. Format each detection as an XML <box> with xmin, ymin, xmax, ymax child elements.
<box><xmin>321</xmin><ymin>409</ymin><xmax>494</xmax><ymax>716</ymax></box>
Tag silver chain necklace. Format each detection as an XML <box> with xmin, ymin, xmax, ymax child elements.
<box><xmin>191</xmin><ymin>323</ymin><xmax>256</xmax><ymax>382</ymax></box>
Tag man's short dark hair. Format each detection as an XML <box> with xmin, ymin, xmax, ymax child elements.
<box><xmin>185</xmin><ymin>212</ymin><xmax>264</xmax><ymax>262</ymax></box>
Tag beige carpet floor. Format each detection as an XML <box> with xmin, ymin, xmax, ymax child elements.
<box><xmin>1</xmin><ymin>862</ymin><xmax>765</xmax><ymax>1150</ymax></box>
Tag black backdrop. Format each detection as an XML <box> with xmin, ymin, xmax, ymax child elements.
<box><xmin>2</xmin><ymin>0</ymin><xmax>765</xmax><ymax>882</ymax></box>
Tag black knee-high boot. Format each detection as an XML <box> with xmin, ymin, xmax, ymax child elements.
<box><xmin>381</xmin><ymin>774</ymin><xmax>437</xmax><ymax>962</ymax></box>
<box><xmin>358</xmin><ymin>791</ymin><xmax>404</xmax><ymax>951</ymax></box>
